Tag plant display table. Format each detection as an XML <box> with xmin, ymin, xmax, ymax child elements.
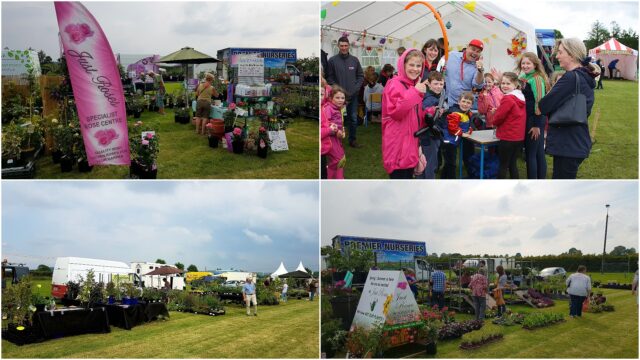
<box><xmin>98</xmin><ymin>302</ymin><xmax>169</xmax><ymax>330</ymax></box>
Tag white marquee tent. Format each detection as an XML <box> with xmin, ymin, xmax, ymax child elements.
<box><xmin>589</xmin><ymin>38</ymin><xmax>638</xmax><ymax>81</ymax></box>
<box><xmin>296</xmin><ymin>261</ymin><xmax>308</xmax><ymax>272</ymax></box>
<box><xmin>321</xmin><ymin>1</ymin><xmax>536</xmax><ymax>73</ymax></box>
<box><xmin>270</xmin><ymin>261</ymin><xmax>289</xmax><ymax>279</ymax></box>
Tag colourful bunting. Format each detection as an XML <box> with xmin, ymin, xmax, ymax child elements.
<box><xmin>483</xmin><ymin>13</ymin><xmax>495</xmax><ymax>21</ymax></box>
<box><xmin>332</xmin><ymin>1</ymin><xmax>340</xmax><ymax>6</ymax></box>
<box><xmin>491</xmin><ymin>34</ymin><xmax>497</xmax><ymax>39</ymax></box>
<box><xmin>483</xmin><ymin>37</ymin><xmax>490</xmax><ymax>43</ymax></box>
<box><xmin>321</xmin><ymin>9</ymin><xmax>326</xmax><ymax>20</ymax></box>
<box><xmin>464</xmin><ymin>1</ymin><xmax>477</xmax><ymax>12</ymax></box>
<box><xmin>446</xmin><ymin>21</ymin><xmax>452</xmax><ymax>29</ymax></box>
<box><xmin>502</xmin><ymin>21</ymin><xmax>510</xmax><ymax>28</ymax></box>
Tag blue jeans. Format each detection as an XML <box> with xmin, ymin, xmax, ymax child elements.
<box><xmin>569</xmin><ymin>294</ymin><xmax>586</xmax><ymax>316</ymax></box>
<box><xmin>309</xmin><ymin>290</ymin><xmax>315</xmax><ymax>301</ymax></box>
<box><xmin>525</xmin><ymin>130</ymin><xmax>546</xmax><ymax>179</ymax></box>
<box><xmin>431</xmin><ymin>291</ymin><xmax>445</xmax><ymax>309</ymax></box>
<box><xmin>346</xmin><ymin>97</ymin><xmax>359</xmax><ymax>142</ymax></box>
<box><xmin>472</xmin><ymin>296</ymin><xmax>486</xmax><ymax>320</ymax></box>
<box><xmin>281</xmin><ymin>292</ymin><xmax>287</xmax><ymax>302</ymax></box>
<box><xmin>418</xmin><ymin>139</ymin><xmax>441</xmax><ymax>179</ymax></box>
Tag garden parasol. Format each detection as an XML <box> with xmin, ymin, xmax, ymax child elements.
<box><xmin>144</xmin><ymin>265</ymin><xmax>185</xmax><ymax>276</ymax></box>
<box><xmin>157</xmin><ymin>47</ymin><xmax>219</xmax><ymax>104</ymax></box>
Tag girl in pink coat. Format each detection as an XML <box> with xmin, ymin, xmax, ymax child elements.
<box><xmin>320</xmin><ymin>84</ymin><xmax>338</xmax><ymax>179</ymax></box>
<box><xmin>477</xmin><ymin>73</ymin><xmax>504</xmax><ymax>128</ymax></box>
<box><xmin>322</xmin><ymin>85</ymin><xmax>347</xmax><ymax>179</ymax></box>
<box><xmin>381</xmin><ymin>48</ymin><xmax>428</xmax><ymax>179</ymax></box>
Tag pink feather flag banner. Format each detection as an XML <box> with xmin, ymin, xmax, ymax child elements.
<box><xmin>54</xmin><ymin>1</ymin><xmax>130</xmax><ymax>166</ymax></box>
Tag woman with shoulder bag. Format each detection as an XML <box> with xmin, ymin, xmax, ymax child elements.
<box><xmin>539</xmin><ymin>38</ymin><xmax>598</xmax><ymax>179</ymax></box>
<box><xmin>194</xmin><ymin>73</ymin><xmax>220</xmax><ymax>135</ymax></box>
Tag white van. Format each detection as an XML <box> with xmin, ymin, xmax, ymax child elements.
<box><xmin>51</xmin><ymin>257</ymin><xmax>133</xmax><ymax>298</ymax></box>
<box><xmin>462</xmin><ymin>258</ymin><xmax>516</xmax><ymax>272</ymax></box>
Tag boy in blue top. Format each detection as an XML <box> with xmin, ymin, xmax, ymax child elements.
<box><xmin>418</xmin><ymin>71</ymin><xmax>446</xmax><ymax>179</ymax></box>
<box><xmin>430</xmin><ymin>269</ymin><xmax>446</xmax><ymax>309</ymax></box>
<box><xmin>441</xmin><ymin>92</ymin><xmax>474</xmax><ymax>179</ymax></box>
<box><xmin>242</xmin><ymin>277</ymin><xmax>257</xmax><ymax>316</ymax></box>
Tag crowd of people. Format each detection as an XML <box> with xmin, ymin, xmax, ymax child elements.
<box><xmin>320</xmin><ymin>35</ymin><xmax>600</xmax><ymax>180</ymax></box>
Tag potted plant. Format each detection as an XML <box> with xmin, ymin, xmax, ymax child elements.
<box><xmin>121</xmin><ymin>282</ymin><xmax>139</xmax><ymax>305</ymax></box>
<box><xmin>231</xmin><ymin>127</ymin><xmax>244</xmax><ymax>154</ymax></box>
<box><xmin>105</xmin><ymin>281</ymin><xmax>118</xmax><ymax>304</ymax></box>
<box><xmin>129</xmin><ymin>125</ymin><xmax>159</xmax><ymax>179</ymax></box>
<box><xmin>174</xmin><ymin>107</ymin><xmax>190</xmax><ymax>124</ymax></box>
<box><xmin>1</xmin><ymin>122</ymin><xmax>24</xmax><ymax>168</ymax></box>
<box><xmin>205</xmin><ymin>123</ymin><xmax>219</xmax><ymax>148</ymax></box>
<box><xmin>223</xmin><ymin>104</ymin><xmax>237</xmax><ymax>133</ymax></box>
<box><xmin>31</xmin><ymin>293</ymin><xmax>47</xmax><ymax>312</ymax></box>
<box><xmin>53</xmin><ymin>119</ymin><xmax>79</xmax><ymax>172</ymax></box>
<box><xmin>255</xmin><ymin>126</ymin><xmax>271</xmax><ymax>158</ymax></box>
<box><xmin>346</xmin><ymin>323</ymin><xmax>389</xmax><ymax>358</ymax></box>
<box><xmin>77</xmin><ymin>269</ymin><xmax>96</xmax><ymax>308</ymax></box>
<box><xmin>131</xmin><ymin>95</ymin><xmax>147</xmax><ymax>118</ymax></box>
<box><xmin>73</xmin><ymin>131</ymin><xmax>92</xmax><ymax>173</ymax></box>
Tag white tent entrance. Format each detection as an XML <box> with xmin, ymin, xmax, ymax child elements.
<box><xmin>321</xmin><ymin>1</ymin><xmax>536</xmax><ymax>73</ymax></box>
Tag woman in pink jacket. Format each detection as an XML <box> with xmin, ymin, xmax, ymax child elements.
<box><xmin>381</xmin><ymin>48</ymin><xmax>428</xmax><ymax>179</ymax></box>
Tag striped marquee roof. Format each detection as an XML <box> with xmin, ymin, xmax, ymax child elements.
<box><xmin>591</xmin><ymin>38</ymin><xmax>635</xmax><ymax>55</ymax></box>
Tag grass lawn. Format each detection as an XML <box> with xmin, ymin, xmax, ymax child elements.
<box><xmin>2</xmin><ymin>299</ymin><xmax>319</xmax><ymax>358</ymax></box>
<box><xmin>33</xmin><ymin>109</ymin><xmax>318</xmax><ymax>179</ymax></box>
<box><xmin>590</xmin><ymin>272</ymin><xmax>637</xmax><ymax>284</ymax></box>
<box><xmin>343</xmin><ymin>79</ymin><xmax>638</xmax><ymax>179</ymax></box>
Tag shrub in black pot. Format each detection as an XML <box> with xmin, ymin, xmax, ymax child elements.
<box><xmin>78</xmin><ymin>159</ymin><xmax>93</xmax><ymax>172</ymax></box>
<box><xmin>208</xmin><ymin>136</ymin><xmax>219</xmax><ymax>148</ymax></box>
<box><xmin>52</xmin><ymin>149</ymin><xmax>63</xmax><ymax>164</ymax></box>
<box><xmin>60</xmin><ymin>155</ymin><xmax>74</xmax><ymax>172</ymax></box>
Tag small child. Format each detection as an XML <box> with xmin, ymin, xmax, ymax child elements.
<box><xmin>477</xmin><ymin>73</ymin><xmax>504</xmax><ymax>128</ymax></box>
<box><xmin>418</xmin><ymin>71</ymin><xmax>445</xmax><ymax>179</ymax></box>
<box><xmin>363</xmin><ymin>72</ymin><xmax>384</xmax><ymax>122</ymax></box>
<box><xmin>441</xmin><ymin>91</ymin><xmax>474</xmax><ymax>179</ymax></box>
<box><xmin>320</xmin><ymin>83</ymin><xmax>338</xmax><ymax>179</ymax></box>
<box><xmin>322</xmin><ymin>85</ymin><xmax>347</xmax><ymax>179</ymax></box>
<box><xmin>492</xmin><ymin>72</ymin><xmax>526</xmax><ymax>179</ymax></box>
<box><xmin>381</xmin><ymin>48</ymin><xmax>428</xmax><ymax>179</ymax></box>
<box><xmin>550</xmin><ymin>70</ymin><xmax>566</xmax><ymax>87</ymax></box>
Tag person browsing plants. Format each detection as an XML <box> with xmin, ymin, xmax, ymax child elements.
<box><xmin>243</xmin><ymin>277</ymin><xmax>257</xmax><ymax>316</ymax></box>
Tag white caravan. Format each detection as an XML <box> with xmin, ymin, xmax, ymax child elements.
<box><xmin>51</xmin><ymin>257</ymin><xmax>133</xmax><ymax>298</ymax></box>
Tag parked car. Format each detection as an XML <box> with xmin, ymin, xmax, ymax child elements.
<box><xmin>224</xmin><ymin>280</ymin><xmax>245</xmax><ymax>287</ymax></box>
<box><xmin>537</xmin><ymin>267</ymin><xmax>567</xmax><ymax>280</ymax></box>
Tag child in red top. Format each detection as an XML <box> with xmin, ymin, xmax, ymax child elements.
<box><xmin>322</xmin><ymin>85</ymin><xmax>347</xmax><ymax>179</ymax></box>
<box><xmin>477</xmin><ymin>73</ymin><xmax>504</xmax><ymax>128</ymax></box>
<box><xmin>492</xmin><ymin>72</ymin><xmax>526</xmax><ymax>179</ymax></box>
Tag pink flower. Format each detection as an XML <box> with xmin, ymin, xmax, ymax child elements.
<box><xmin>228</xmin><ymin>103</ymin><xmax>237</xmax><ymax>110</ymax></box>
<box><xmin>232</xmin><ymin>127</ymin><xmax>242</xmax><ymax>136</ymax></box>
<box><xmin>65</xmin><ymin>23</ymin><xmax>94</xmax><ymax>44</ymax></box>
<box><xmin>142</xmin><ymin>139</ymin><xmax>149</xmax><ymax>146</ymax></box>
<box><xmin>259</xmin><ymin>126</ymin><xmax>266</xmax><ymax>133</ymax></box>
<box><xmin>397</xmin><ymin>282</ymin><xmax>407</xmax><ymax>290</ymax></box>
<box><xmin>94</xmin><ymin>129</ymin><xmax>119</xmax><ymax>146</ymax></box>
<box><xmin>145</xmin><ymin>133</ymin><xmax>154</xmax><ymax>139</ymax></box>
<box><xmin>134</xmin><ymin>121</ymin><xmax>143</xmax><ymax>127</ymax></box>
<box><xmin>206</xmin><ymin>123</ymin><xmax>213</xmax><ymax>129</ymax></box>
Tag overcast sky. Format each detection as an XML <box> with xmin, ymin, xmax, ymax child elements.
<box><xmin>322</xmin><ymin>181</ymin><xmax>638</xmax><ymax>256</ymax></box>
<box><xmin>1</xmin><ymin>1</ymin><xmax>319</xmax><ymax>59</ymax></box>
<box><xmin>495</xmin><ymin>0</ymin><xmax>638</xmax><ymax>40</ymax></box>
<box><xmin>2</xmin><ymin>181</ymin><xmax>319</xmax><ymax>273</ymax></box>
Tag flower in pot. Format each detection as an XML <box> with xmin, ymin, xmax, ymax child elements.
<box><xmin>255</xmin><ymin>126</ymin><xmax>271</xmax><ymax>158</ymax></box>
<box><xmin>77</xmin><ymin>269</ymin><xmax>96</xmax><ymax>309</ymax></box>
<box><xmin>105</xmin><ymin>281</ymin><xmax>118</xmax><ymax>304</ymax></box>
<box><xmin>223</xmin><ymin>104</ymin><xmax>237</xmax><ymax>133</ymax></box>
<box><xmin>129</xmin><ymin>127</ymin><xmax>159</xmax><ymax>179</ymax></box>
<box><xmin>174</xmin><ymin>107</ymin><xmax>190</xmax><ymax>124</ymax></box>
<box><xmin>346</xmin><ymin>323</ymin><xmax>389</xmax><ymax>358</ymax></box>
<box><xmin>205</xmin><ymin>123</ymin><xmax>219</xmax><ymax>148</ymax></box>
<box><xmin>131</xmin><ymin>95</ymin><xmax>147</xmax><ymax>118</ymax></box>
<box><xmin>231</xmin><ymin>127</ymin><xmax>244</xmax><ymax>154</ymax></box>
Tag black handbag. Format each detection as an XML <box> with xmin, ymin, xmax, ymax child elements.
<box><xmin>548</xmin><ymin>72</ymin><xmax>588</xmax><ymax>126</ymax></box>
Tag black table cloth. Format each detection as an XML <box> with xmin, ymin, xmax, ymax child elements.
<box><xmin>101</xmin><ymin>302</ymin><xmax>169</xmax><ymax>330</ymax></box>
<box><xmin>31</xmin><ymin>307</ymin><xmax>110</xmax><ymax>339</ymax></box>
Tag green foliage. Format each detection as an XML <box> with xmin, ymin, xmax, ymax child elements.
<box><xmin>2</xmin><ymin>122</ymin><xmax>25</xmax><ymax>160</ymax></box>
<box><xmin>1</xmin><ymin>276</ymin><xmax>34</xmax><ymax>326</ymax></box>
<box><xmin>174</xmin><ymin>262</ymin><xmax>185</xmax><ymax>270</ymax></box>
<box><xmin>155</xmin><ymin>259</ymin><xmax>166</xmax><ymax>264</ymax></box>
<box><xmin>322</xmin><ymin>246</ymin><xmax>375</xmax><ymax>272</ymax></box>
<box><xmin>121</xmin><ymin>282</ymin><xmax>138</xmax><ymax>299</ymax></box>
<box><xmin>522</xmin><ymin>312</ymin><xmax>565</xmax><ymax>329</ymax></box>
<box><xmin>105</xmin><ymin>281</ymin><xmax>119</xmax><ymax>299</ymax></box>
<box><xmin>460</xmin><ymin>328</ymin><xmax>504</xmax><ymax>349</ymax></box>
<box><xmin>294</xmin><ymin>56</ymin><xmax>319</xmax><ymax>77</ymax></box>
<box><xmin>141</xmin><ymin>287</ymin><xmax>163</xmax><ymax>301</ymax></box>
<box><xmin>256</xmin><ymin>281</ymin><xmax>279</xmax><ymax>305</ymax></box>
<box><xmin>187</xmin><ymin>264</ymin><xmax>198</xmax><ymax>272</ymax></box>
<box><xmin>346</xmin><ymin>322</ymin><xmax>390</xmax><ymax>358</ymax></box>
<box><xmin>321</xmin><ymin>318</ymin><xmax>348</xmax><ymax>355</ymax></box>
<box><xmin>78</xmin><ymin>269</ymin><xmax>96</xmax><ymax>306</ymax></box>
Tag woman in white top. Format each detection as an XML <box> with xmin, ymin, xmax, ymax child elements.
<box><xmin>566</xmin><ymin>265</ymin><xmax>591</xmax><ymax>317</ymax></box>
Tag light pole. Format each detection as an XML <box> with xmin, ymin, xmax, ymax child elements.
<box><xmin>601</xmin><ymin>204</ymin><xmax>610</xmax><ymax>274</ymax></box>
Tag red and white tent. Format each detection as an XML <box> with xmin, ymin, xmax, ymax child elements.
<box><xmin>589</xmin><ymin>38</ymin><xmax>638</xmax><ymax>80</ymax></box>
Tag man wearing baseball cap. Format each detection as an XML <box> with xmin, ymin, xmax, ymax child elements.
<box><xmin>445</xmin><ymin>39</ymin><xmax>486</xmax><ymax>106</ymax></box>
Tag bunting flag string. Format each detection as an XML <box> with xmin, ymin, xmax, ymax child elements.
<box><xmin>463</xmin><ymin>1</ymin><xmax>476</xmax><ymax>12</ymax></box>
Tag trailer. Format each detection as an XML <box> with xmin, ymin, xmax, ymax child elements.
<box><xmin>1</xmin><ymin>262</ymin><xmax>29</xmax><ymax>289</ymax></box>
<box><xmin>331</xmin><ymin>235</ymin><xmax>433</xmax><ymax>281</ymax></box>
<box><xmin>51</xmin><ymin>257</ymin><xmax>133</xmax><ymax>299</ymax></box>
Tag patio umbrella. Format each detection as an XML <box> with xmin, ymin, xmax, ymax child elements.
<box><xmin>144</xmin><ymin>266</ymin><xmax>185</xmax><ymax>276</ymax></box>
<box><xmin>157</xmin><ymin>47</ymin><xmax>219</xmax><ymax>105</ymax></box>
<box><xmin>278</xmin><ymin>270</ymin><xmax>312</xmax><ymax>279</ymax></box>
